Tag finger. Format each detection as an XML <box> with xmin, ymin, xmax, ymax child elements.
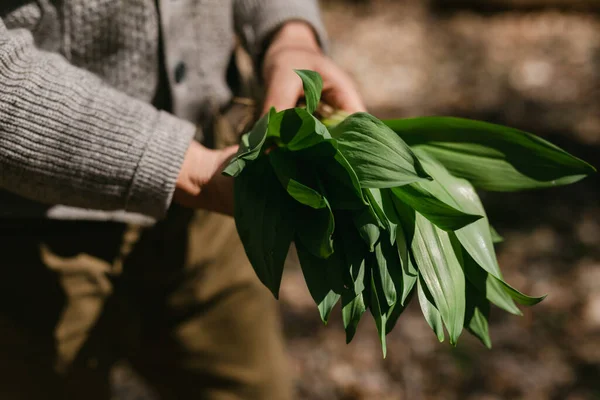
<box><xmin>321</xmin><ymin>69</ymin><xmax>366</xmax><ymax>113</ymax></box>
<box><xmin>195</xmin><ymin>146</ymin><xmax>238</xmax><ymax>216</ymax></box>
<box><xmin>323</xmin><ymin>87</ymin><xmax>367</xmax><ymax>114</ymax></box>
<box><xmin>217</xmin><ymin>145</ymin><xmax>239</xmax><ymax>169</ymax></box>
<box><xmin>261</xmin><ymin>69</ymin><xmax>303</xmax><ymax>115</ymax></box>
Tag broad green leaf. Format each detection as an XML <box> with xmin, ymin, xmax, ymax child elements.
<box><xmin>319</xmin><ymin>292</ymin><xmax>340</xmax><ymax>325</ymax></box>
<box><xmin>465</xmin><ymin>280</ymin><xmax>492</xmax><ymax>348</ymax></box>
<box><xmin>338</xmin><ymin>217</ymin><xmax>368</xmax><ymax>295</ymax></box>
<box><xmin>296</xmin><ymin>242</ymin><xmax>342</xmax><ymax>324</ymax></box>
<box><xmin>295</xmin><ymin>198</ymin><xmax>335</xmax><ymax>259</ymax></box>
<box><xmin>234</xmin><ymin>156</ymin><xmax>295</xmax><ymax>297</ymax></box>
<box><xmin>295</xmin><ymin>69</ymin><xmax>323</xmax><ymax>114</ymax></box>
<box><xmin>399</xmin><ymin>250</ymin><xmax>418</xmax><ymax>305</ymax></box>
<box><xmin>352</xmin><ymin>206</ymin><xmax>381</xmax><ymax>252</ymax></box>
<box><xmin>318</xmin><ymin>151</ymin><xmax>367</xmax><ymax>209</ymax></box>
<box><xmin>384</xmin><ymin>117</ymin><xmax>596</xmax><ymax>191</ymax></box>
<box><xmin>331</xmin><ymin>113</ymin><xmax>431</xmax><ymax>188</ymax></box>
<box><xmin>417</xmin><ymin>151</ymin><xmax>546</xmax><ymax>306</ymax></box>
<box><xmin>388</xmin><ymin>194</ymin><xmax>420</xmax><ymax>305</ymax></box>
<box><xmin>268</xmin><ymin>150</ymin><xmax>326</xmax><ymax>209</ymax></box>
<box><xmin>391</xmin><ymin>185</ymin><xmax>482</xmax><ymax>231</ymax></box>
<box><xmin>459</xmin><ymin>230</ymin><xmax>544</xmax><ymax>307</ymax></box>
<box><xmin>417</xmin><ymin>275</ymin><xmax>445</xmax><ymax>342</ymax></box>
<box><xmin>371</xmin><ymin>228</ymin><xmax>412</xmax><ymax>335</ymax></box>
<box><xmin>373</xmin><ymin>238</ymin><xmax>398</xmax><ymax>308</ymax></box>
<box><xmin>490</xmin><ymin>225</ymin><xmax>504</xmax><ymax>244</ymax></box>
<box><xmin>223</xmin><ymin>109</ymin><xmax>273</xmax><ymax>177</ymax></box>
<box><xmin>500</xmin><ymin>278</ymin><xmax>547</xmax><ymax>306</ymax></box>
<box><xmin>342</xmin><ymin>291</ymin><xmax>366</xmax><ymax>343</ymax></box>
<box><xmin>380</xmin><ymin>189</ymin><xmax>400</xmax><ymax>244</ymax></box>
<box><xmin>413</xmin><ymin>150</ymin><xmax>504</xmax><ymax>279</ymax></box>
<box><xmin>385</xmin><ymin>285</ymin><xmax>414</xmax><ymax>335</ymax></box>
<box><xmin>365</xmin><ymin>189</ymin><xmax>391</xmax><ymax>233</ymax></box>
<box><xmin>382</xmin><ymin>212</ymin><xmax>418</xmax><ymax>333</ymax></box>
<box><xmin>271</xmin><ymin>108</ymin><xmax>335</xmax><ymax>151</ymax></box>
<box><xmin>411</xmin><ymin>213</ymin><xmax>465</xmax><ymax>345</ymax></box>
<box><xmin>460</xmin><ymin>243</ymin><xmax>522</xmax><ymax>315</ymax></box>
<box><xmin>369</xmin><ymin>273</ymin><xmax>388</xmax><ymax>358</ymax></box>
<box><xmin>490</xmin><ymin>276</ymin><xmax>527</xmax><ymax>312</ymax></box>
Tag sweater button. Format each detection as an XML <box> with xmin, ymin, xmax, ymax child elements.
<box><xmin>174</xmin><ymin>62</ymin><xmax>186</xmax><ymax>83</ymax></box>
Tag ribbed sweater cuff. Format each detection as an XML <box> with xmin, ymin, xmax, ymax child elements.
<box><xmin>126</xmin><ymin>111</ymin><xmax>195</xmax><ymax>218</ymax></box>
<box><xmin>242</xmin><ymin>0</ymin><xmax>329</xmax><ymax>60</ymax></box>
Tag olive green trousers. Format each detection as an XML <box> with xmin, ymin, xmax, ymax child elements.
<box><xmin>0</xmin><ymin>208</ymin><xmax>292</xmax><ymax>400</ymax></box>
<box><xmin>0</xmin><ymin>103</ymin><xmax>292</xmax><ymax>400</ymax></box>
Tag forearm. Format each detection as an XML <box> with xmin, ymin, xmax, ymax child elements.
<box><xmin>233</xmin><ymin>0</ymin><xmax>328</xmax><ymax>62</ymax></box>
<box><xmin>0</xmin><ymin>22</ymin><xmax>195</xmax><ymax>218</ymax></box>
<box><xmin>264</xmin><ymin>21</ymin><xmax>322</xmax><ymax>56</ymax></box>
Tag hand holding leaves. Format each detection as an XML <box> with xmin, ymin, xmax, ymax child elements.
<box><xmin>261</xmin><ymin>21</ymin><xmax>366</xmax><ymax>115</ymax></box>
<box><xmin>174</xmin><ymin>141</ymin><xmax>238</xmax><ymax>216</ymax></box>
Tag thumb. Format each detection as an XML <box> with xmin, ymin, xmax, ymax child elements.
<box><xmin>216</xmin><ymin>145</ymin><xmax>239</xmax><ymax>170</ymax></box>
<box><xmin>261</xmin><ymin>70</ymin><xmax>303</xmax><ymax>115</ymax></box>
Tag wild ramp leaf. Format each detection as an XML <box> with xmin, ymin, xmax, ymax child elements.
<box><xmin>465</xmin><ymin>279</ymin><xmax>492</xmax><ymax>349</ymax></box>
<box><xmin>317</xmin><ymin>150</ymin><xmax>367</xmax><ymax>210</ymax></box>
<box><xmin>417</xmin><ymin>275</ymin><xmax>445</xmax><ymax>342</ymax></box>
<box><xmin>390</xmin><ymin>184</ymin><xmax>482</xmax><ymax>232</ymax></box>
<box><xmin>385</xmin><ymin>286</ymin><xmax>413</xmax><ymax>335</ymax></box>
<box><xmin>458</xmin><ymin>233</ymin><xmax>543</xmax><ymax>315</ymax></box>
<box><xmin>233</xmin><ymin>156</ymin><xmax>296</xmax><ymax>298</ymax></box>
<box><xmin>223</xmin><ymin>108</ymin><xmax>274</xmax><ymax>177</ymax></box>
<box><xmin>342</xmin><ymin>291</ymin><xmax>366</xmax><ymax>344</ymax></box>
<box><xmin>365</xmin><ymin>188</ymin><xmax>392</xmax><ymax>234</ymax></box>
<box><xmin>302</xmin><ymin>212</ymin><xmax>367</xmax><ymax>332</ymax></box>
<box><xmin>352</xmin><ymin>205</ymin><xmax>381</xmax><ymax>252</ymax></box>
<box><xmin>458</xmin><ymin>240</ymin><xmax>521</xmax><ymax>316</ymax></box>
<box><xmin>415</xmin><ymin>150</ymin><xmax>546</xmax><ymax>306</ymax></box>
<box><xmin>383</xmin><ymin>117</ymin><xmax>596</xmax><ymax>191</ymax></box>
<box><xmin>295</xmin><ymin>198</ymin><xmax>335</xmax><ymax>259</ymax></box>
<box><xmin>337</xmin><ymin>215</ymin><xmax>369</xmax><ymax>296</ymax></box>
<box><xmin>295</xmin><ymin>69</ymin><xmax>324</xmax><ymax>115</ymax></box>
<box><xmin>267</xmin><ymin>149</ymin><xmax>335</xmax><ymax>258</ymax></box>
<box><xmin>268</xmin><ymin>149</ymin><xmax>326</xmax><ymax>209</ymax></box>
<box><xmin>296</xmin><ymin>242</ymin><xmax>342</xmax><ymax>324</ymax></box>
<box><xmin>372</xmin><ymin>231</ymin><xmax>411</xmax><ymax>335</ymax></box>
<box><xmin>378</xmin><ymin>189</ymin><xmax>401</xmax><ymax>244</ymax></box>
<box><xmin>411</xmin><ymin>150</ymin><xmax>505</xmax><ymax>280</ymax></box>
<box><xmin>352</xmin><ymin>189</ymin><xmax>404</xmax><ymax>252</ymax></box>
<box><xmin>365</xmin><ymin>212</ymin><xmax>415</xmax><ymax>335</ymax></box>
<box><xmin>387</xmin><ymin>192</ymin><xmax>419</xmax><ymax>306</ymax></box>
<box><xmin>410</xmin><ymin>213</ymin><xmax>466</xmax><ymax>345</ymax></box>
<box><xmin>373</xmin><ymin>236</ymin><xmax>399</xmax><ymax>308</ymax></box>
<box><xmin>331</xmin><ymin>112</ymin><xmax>431</xmax><ymax>188</ymax></box>
<box><xmin>270</xmin><ymin>107</ymin><xmax>335</xmax><ymax>152</ymax></box>
<box><xmin>369</xmin><ymin>272</ymin><xmax>388</xmax><ymax>358</ymax></box>
<box><xmin>501</xmin><ymin>281</ymin><xmax>546</xmax><ymax>306</ymax></box>
<box><xmin>328</xmin><ymin>224</ymin><xmax>368</xmax><ymax>342</ymax></box>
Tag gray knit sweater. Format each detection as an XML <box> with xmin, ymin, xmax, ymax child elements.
<box><xmin>0</xmin><ymin>0</ymin><xmax>326</xmax><ymax>223</ymax></box>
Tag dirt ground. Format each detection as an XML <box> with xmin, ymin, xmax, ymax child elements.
<box><xmin>112</xmin><ymin>1</ymin><xmax>600</xmax><ymax>399</ymax></box>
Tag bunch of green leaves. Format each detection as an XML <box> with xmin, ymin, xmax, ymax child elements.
<box><xmin>223</xmin><ymin>70</ymin><xmax>596</xmax><ymax>357</ymax></box>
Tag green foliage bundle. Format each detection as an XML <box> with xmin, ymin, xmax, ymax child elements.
<box><xmin>223</xmin><ymin>70</ymin><xmax>595</xmax><ymax>356</ymax></box>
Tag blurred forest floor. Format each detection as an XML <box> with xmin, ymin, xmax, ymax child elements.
<box><xmin>113</xmin><ymin>1</ymin><xmax>600</xmax><ymax>399</ymax></box>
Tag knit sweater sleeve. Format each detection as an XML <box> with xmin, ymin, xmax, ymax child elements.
<box><xmin>233</xmin><ymin>0</ymin><xmax>328</xmax><ymax>61</ymax></box>
<box><xmin>0</xmin><ymin>21</ymin><xmax>195</xmax><ymax>219</ymax></box>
